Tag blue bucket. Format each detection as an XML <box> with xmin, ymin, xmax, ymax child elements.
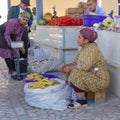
<box><xmin>82</xmin><ymin>14</ymin><xmax>107</xmax><ymax>27</ymax></box>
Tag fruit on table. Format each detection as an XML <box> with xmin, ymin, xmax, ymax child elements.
<box><xmin>39</xmin><ymin>18</ymin><xmax>47</xmax><ymax>25</ymax></box>
<box><xmin>102</xmin><ymin>17</ymin><xmax>115</xmax><ymax>27</ymax></box>
<box><xmin>47</xmin><ymin>15</ymin><xmax>83</xmax><ymax>26</ymax></box>
<box><xmin>44</xmin><ymin>12</ymin><xmax>52</xmax><ymax>21</ymax></box>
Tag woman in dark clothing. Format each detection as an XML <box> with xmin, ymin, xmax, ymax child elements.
<box><xmin>0</xmin><ymin>11</ymin><xmax>30</xmax><ymax>75</ymax></box>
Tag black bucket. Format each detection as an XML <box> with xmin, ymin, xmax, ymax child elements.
<box><xmin>14</xmin><ymin>58</ymin><xmax>28</xmax><ymax>74</ymax></box>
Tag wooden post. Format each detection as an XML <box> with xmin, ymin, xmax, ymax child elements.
<box><xmin>95</xmin><ymin>90</ymin><xmax>106</xmax><ymax>104</ymax></box>
<box><xmin>87</xmin><ymin>89</ymin><xmax>106</xmax><ymax>104</ymax></box>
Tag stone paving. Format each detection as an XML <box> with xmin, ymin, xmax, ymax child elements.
<box><xmin>0</xmin><ymin>58</ymin><xmax>120</xmax><ymax>120</ymax></box>
<box><xmin>0</xmin><ymin>31</ymin><xmax>120</xmax><ymax>120</ymax></box>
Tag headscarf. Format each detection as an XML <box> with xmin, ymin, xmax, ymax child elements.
<box><xmin>19</xmin><ymin>11</ymin><xmax>30</xmax><ymax>19</ymax></box>
<box><xmin>80</xmin><ymin>28</ymin><xmax>98</xmax><ymax>43</ymax></box>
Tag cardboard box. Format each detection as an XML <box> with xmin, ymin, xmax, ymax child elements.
<box><xmin>76</xmin><ymin>8</ymin><xmax>84</xmax><ymax>14</ymax></box>
<box><xmin>81</xmin><ymin>3</ymin><xmax>87</xmax><ymax>9</ymax></box>
<box><xmin>67</xmin><ymin>14</ymin><xmax>76</xmax><ymax>18</ymax></box>
<box><xmin>77</xmin><ymin>2</ymin><xmax>87</xmax><ymax>9</ymax></box>
<box><xmin>76</xmin><ymin>14</ymin><xmax>83</xmax><ymax>18</ymax></box>
<box><xmin>66</xmin><ymin>8</ymin><xmax>76</xmax><ymax>14</ymax></box>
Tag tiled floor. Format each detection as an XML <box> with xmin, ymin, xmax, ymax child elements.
<box><xmin>0</xmin><ymin>57</ymin><xmax>120</xmax><ymax>120</ymax></box>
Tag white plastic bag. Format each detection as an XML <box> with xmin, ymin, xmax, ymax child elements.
<box><xmin>28</xmin><ymin>56</ymin><xmax>63</xmax><ymax>73</ymax></box>
<box><xmin>24</xmin><ymin>78</ymin><xmax>72</xmax><ymax>111</ymax></box>
<box><xmin>34</xmin><ymin>47</ymin><xmax>46</xmax><ymax>61</ymax></box>
<box><xmin>37</xmin><ymin>56</ymin><xmax>63</xmax><ymax>73</ymax></box>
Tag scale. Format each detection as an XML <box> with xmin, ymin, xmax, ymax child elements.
<box><xmin>11</xmin><ymin>41</ymin><xmax>27</xmax><ymax>80</ymax></box>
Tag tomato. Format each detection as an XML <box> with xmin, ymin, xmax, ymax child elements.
<box><xmin>47</xmin><ymin>15</ymin><xmax>83</xmax><ymax>26</ymax></box>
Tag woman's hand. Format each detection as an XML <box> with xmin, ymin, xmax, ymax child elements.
<box><xmin>61</xmin><ymin>63</ymin><xmax>77</xmax><ymax>73</ymax></box>
<box><xmin>20</xmin><ymin>48</ymin><xmax>25</xmax><ymax>54</ymax></box>
<box><xmin>13</xmin><ymin>48</ymin><xmax>16</xmax><ymax>53</ymax></box>
<box><xmin>61</xmin><ymin>65</ymin><xmax>70</xmax><ymax>73</ymax></box>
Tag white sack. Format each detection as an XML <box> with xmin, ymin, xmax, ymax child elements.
<box><xmin>24</xmin><ymin>78</ymin><xmax>72</xmax><ymax>111</ymax></box>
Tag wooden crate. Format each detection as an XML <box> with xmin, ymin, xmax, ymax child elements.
<box><xmin>77</xmin><ymin>2</ymin><xmax>87</xmax><ymax>9</ymax></box>
<box><xmin>83</xmin><ymin>9</ymin><xmax>87</xmax><ymax>14</ymax></box>
<box><xmin>66</xmin><ymin>8</ymin><xmax>76</xmax><ymax>14</ymax></box>
<box><xmin>76</xmin><ymin>8</ymin><xmax>84</xmax><ymax>14</ymax></box>
<box><xmin>81</xmin><ymin>3</ymin><xmax>87</xmax><ymax>9</ymax></box>
<box><xmin>67</xmin><ymin>13</ymin><xmax>77</xmax><ymax>18</ymax></box>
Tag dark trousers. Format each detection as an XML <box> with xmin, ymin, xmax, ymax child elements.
<box><xmin>5</xmin><ymin>58</ymin><xmax>15</xmax><ymax>72</ymax></box>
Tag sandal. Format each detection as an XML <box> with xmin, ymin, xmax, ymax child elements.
<box><xmin>67</xmin><ymin>100</ymin><xmax>88</xmax><ymax>109</ymax></box>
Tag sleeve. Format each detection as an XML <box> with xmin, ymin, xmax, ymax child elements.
<box><xmin>4</xmin><ymin>20</ymin><xmax>23</xmax><ymax>47</ymax></box>
<box><xmin>7</xmin><ymin>7</ymin><xmax>14</xmax><ymax>20</ymax></box>
<box><xmin>26</xmin><ymin>8</ymin><xmax>33</xmax><ymax>27</ymax></box>
<box><xmin>86</xmin><ymin>9</ymin><xmax>90</xmax><ymax>14</ymax></box>
<box><xmin>15</xmin><ymin>29</ymin><xmax>24</xmax><ymax>42</ymax></box>
<box><xmin>77</xmin><ymin>45</ymin><xmax>97</xmax><ymax>71</ymax></box>
<box><xmin>96</xmin><ymin>6</ymin><xmax>106</xmax><ymax>16</ymax></box>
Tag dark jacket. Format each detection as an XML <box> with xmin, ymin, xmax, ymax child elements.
<box><xmin>7</xmin><ymin>5</ymin><xmax>33</xmax><ymax>27</ymax></box>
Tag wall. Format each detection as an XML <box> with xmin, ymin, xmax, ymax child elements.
<box><xmin>43</xmin><ymin>0</ymin><xmax>79</xmax><ymax>16</ymax></box>
<box><xmin>102</xmin><ymin>0</ymin><xmax>118</xmax><ymax>16</ymax></box>
<box><xmin>10</xmin><ymin>0</ymin><xmax>36</xmax><ymax>9</ymax></box>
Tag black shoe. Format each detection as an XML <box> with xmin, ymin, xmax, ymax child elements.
<box><xmin>76</xmin><ymin>99</ymin><xmax>87</xmax><ymax>105</ymax></box>
<box><xmin>67</xmin><ymin>99</ymin><xmax>88</xmax><ymax>109</ymax></box>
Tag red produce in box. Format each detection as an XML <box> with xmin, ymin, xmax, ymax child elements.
<box><xmin>47</xmin><ymin>15</ymin><xmax>83</xmax><ymax>26</ymax></box>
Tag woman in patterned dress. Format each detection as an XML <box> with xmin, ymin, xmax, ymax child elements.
<box><xmin>0</xmin><ymin>11</ymin><xmax>30</xmax><ymax>75</ymax></box>
<box><xmin>61</xmin><ymin>28</ymin><xmax>110</xmax><ymax>108</ymax></box>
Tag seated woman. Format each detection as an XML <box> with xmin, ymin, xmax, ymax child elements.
<box><xmin>61</xmin><ymin>28</ymin><xmax>110</xmax><ymax>109</ymax></box>
<box><xmin>0</xmin><ymin>11</ymin><xmax>30</xmax><ymax>75</ymax></box>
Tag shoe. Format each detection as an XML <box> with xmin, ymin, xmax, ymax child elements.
<box><xmin>67</xmin><ymin>99</ymin><xmax>88</xmax><ymax>109</ymax></box>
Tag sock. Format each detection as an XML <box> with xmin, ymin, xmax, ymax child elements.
<box><xmin>77</xmin><ymin>97</ymin><xmax>86</xmax><ymax>101</ymax></box>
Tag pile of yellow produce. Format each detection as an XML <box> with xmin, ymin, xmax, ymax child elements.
<box><xmin>26</xmin><ymin>73</ymin><xmax>43</xmax><ymax>81</ymax></box>
<box><xmin>44</xmin><ymin>12</ymin><xmax>52</xmax><ymax>21</ymax></box>
<box><xmin>100</xmin><ymin>17</ymin><xmax>115</xmax><ymax>28</ymax></box>
<box><xmin>26</xmin><ymin>73</ymin><xmax>59</xmax><ymax>89</ymax></box>
<box><xmin>28</xmin><ymin>78</ymin><xmax>59</xmax><ymax>89</ymax></box>
<box><xmin>39</xmin><ymin>12</ymin><xmax>52</xmax><ymax>25</ymax></box>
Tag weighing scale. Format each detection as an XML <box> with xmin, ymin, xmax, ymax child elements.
<box><xmin>11</xmin><ymin>41</ymin><xmax>27</xmax><ymax>80</ymax></box>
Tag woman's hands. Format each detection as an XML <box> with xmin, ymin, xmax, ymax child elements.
<box><xmin>12</xmin><ymin>48</ymin><xmax>25</xmax><ymax>54</ymax></box>
<box><xmin>61</xmin><ymin>63</ymin><xmax>77</xmax><ymax>73</ymax></box>
<box><xmin>20</xmin><ymin>48</ymin><xmax>25</xmax><ymax>54</ymax></box>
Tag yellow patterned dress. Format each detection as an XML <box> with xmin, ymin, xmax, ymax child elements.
<box><xmin>69</xmin><ymin>43</ymin><xmax>110</xmax><ymax>92</ymax></box>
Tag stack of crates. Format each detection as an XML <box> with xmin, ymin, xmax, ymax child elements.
<box><xmin>65</xmin><ymin>2</ymin><xmax>87</xmax><ymax>18</ymax></box>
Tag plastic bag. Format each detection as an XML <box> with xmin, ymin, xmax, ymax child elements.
<box><xmin>28</xmin><ymin>55</ymin><xmax>63</xmax><ymax>73</ymax></box>
<box><xmin>33</xmin><ymin>47</ymin><xmax>46</xmax><ymax>61</ymax></box>
<box><xmin>24</xmin><ymin>78</ymin><xmax>72</xmax><ymax>111</ymax></box>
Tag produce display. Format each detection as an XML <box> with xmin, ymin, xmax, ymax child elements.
<box><xmin>26</xmin><ymin>73</ymin><xmax>59</xmax><ymax>89</ymax></box>
<box><xmin>99</xmin><ymin>17</ymin><xmax>115</xmax><ymax>29</ymax></box>
<box><xmin>28</xmin><ymin>78</ymin><xmax>59</xmax><ymax>89</ymax></box>
<box><xmin>47</xmin><ymin>15</ymin><xmax>83</xmax><ymax>26</ymax></box>
<box><xmin>39</xmin><ymin>12</ymin><xmax>52</xmax><ymax>25</ymax></box>
<box><xmin>44</xmin><ymin>12</ymin><xmax>52</xmax><ymax>21</ymax></box>
<box><xmin>26</xmin><ymin>73</ymin><xmax>43</xmax><ymax>81</ymax></box>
